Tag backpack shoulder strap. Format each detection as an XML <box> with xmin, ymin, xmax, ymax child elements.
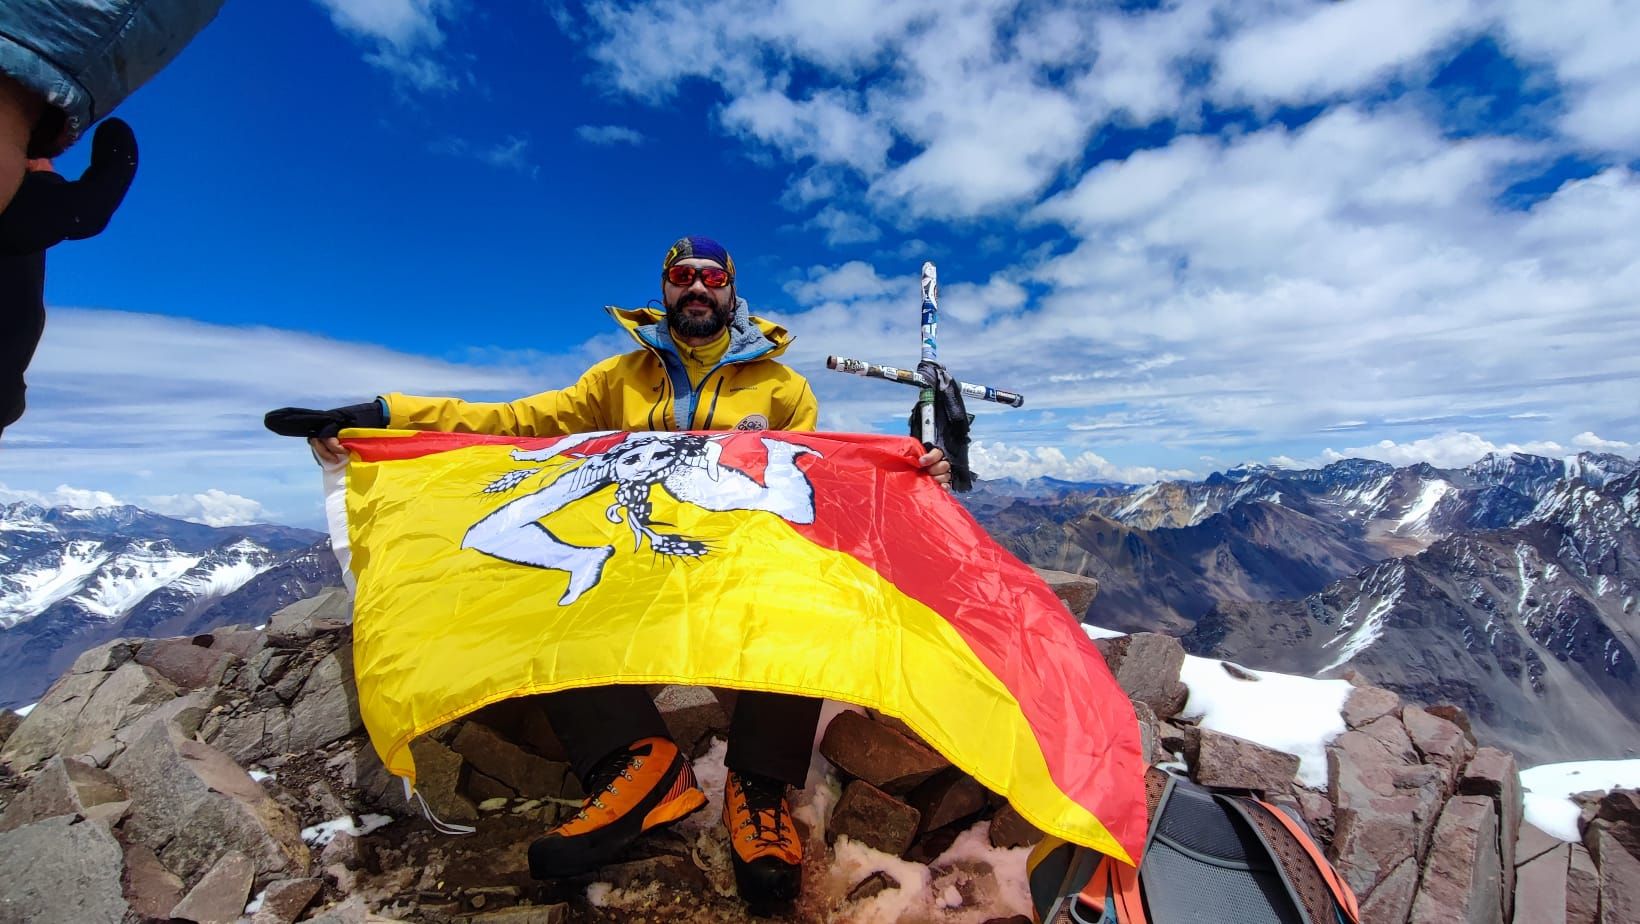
<box><xmin>1220</xmin><ymin>797</ymin><xmax>1360</xmax><ymax>924</ymax></box>
<box><xmin>1251</xmin><ymin>799</ymin><xmax>1361</xmax><ymax>924</ymax></box>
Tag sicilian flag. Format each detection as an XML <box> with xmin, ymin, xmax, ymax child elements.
<box><xmin>324</xmin><ymin>428</ymin><xmax>1146</xmax><ymax>863</ymax></box>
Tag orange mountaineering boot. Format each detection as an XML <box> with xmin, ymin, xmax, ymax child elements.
<box><xmin>528</xmin><ymin>736</ymin><xmax>706</xmax><ymax>879</ymax></box>
<box><xmin>723</xmin><ymin>770</ymin><xmax>803</xmax><ymax>913</ymax></box>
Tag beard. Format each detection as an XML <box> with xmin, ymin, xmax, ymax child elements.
<box><xmin>666</xmin><ymin>292</ymin><xmax>733</xmax><ymax>339</ymax></box>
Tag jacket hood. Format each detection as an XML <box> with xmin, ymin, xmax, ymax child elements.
<box><xmin>606</xmin><ymin>297</ymin><xmax>795</xmax><ymax>363</ymax></box>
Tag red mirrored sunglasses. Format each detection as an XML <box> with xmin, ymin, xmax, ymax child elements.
<box><xmin>664</xmin><ymin>264</ymin><xmax>733</xmax><ymax>288</ymax></box>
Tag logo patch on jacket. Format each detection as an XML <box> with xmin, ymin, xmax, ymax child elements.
<box><xmin>735</xmin><ymin>414</ymin><xmax>770</xmax><ymax>431</ymax></box>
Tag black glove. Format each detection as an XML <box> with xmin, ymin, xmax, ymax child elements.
<box><xmin>0</xmin><ymin>119</ymin><xmax>139</xmax><ymax>255</ymax></box>
<box><xmin>908</xmin><ymin>360</ymin><xmax>976</xmax><ymax>493</ymax></box>
<box><xmin>264</xmin><ymin>402</ymin><xmax>387</xmax><ymax>438</ymax></box>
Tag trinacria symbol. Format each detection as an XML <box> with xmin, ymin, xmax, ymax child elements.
<box><xmin>462</xmin><ymin>431</ymin><xmax>821</xmax><ymax>605</ymax></box>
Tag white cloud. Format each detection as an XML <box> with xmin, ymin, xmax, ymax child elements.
<box><xmin>809</xmin><ymin>206</ymin><xmax>882</xmax><ymax>246</ymax></box>
<box><xmin>1</xmin><ymin>309</ymin><xmax>555</xmax><ymax>528</ymax></box>
<box><xmin>969</xmin><ymin>441</ymin><xmax>1193</xmax><ymax>485</ymax></box>
<box><xmin>1323</xmin><ymin>431</ymin><xmax>1570</xmax><ymax>469</ymax></box>
<box><xmin>0</xmin><ymin>483</ymin><xmax>125</xmax><ymax>509</ymax></box>
<box><xmin>1496</xmin><ymin>0</ymin><xmax>1640</xmax><ymax>154</ymax></box>
<box><xmin>1214</xmin><ymin>0</ymin><xmax>1478</xmax><ymax>106</ymax></box>
<box><xmin>143</xmin><ymin>489</ymin><xmax>269</xmax><ymax>527</ymax></box>
<box><xmin>575</xmin><ymin>125</ymin><xmax>645</xmax><ymax>146</ymax></box>
<box><xmin>1571</xmin><ymin>432</ymin><xmax>1636</xmax><ymax>454</ymax></box>
<box><xmin>313</xmin><ymin>0</ymin><xmax>462</xmax><ymax>92</ymax></box>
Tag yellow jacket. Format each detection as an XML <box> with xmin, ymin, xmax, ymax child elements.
<box><xmin>383</xmin><ymin>301</ymin><xmax>817</xmax><ymax>435</ymax></box>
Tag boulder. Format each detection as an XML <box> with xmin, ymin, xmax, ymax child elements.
<box><xmin>268</xmin><ymin>588</ymin><xmax>353</xmax><ymax>641</ymax></box>
<box><xmin>1356</xmin><ymin>714</ymin><xmax>1420</xmax><ymax>765</ymax></box>
<box><xmin>0</xmin><ymin>815</ymin><xmax>129</xmax><ymax>924</ymax></box>
<box><xmin>988</xmin><ymin>803</ymin><xmax>1045</xmax><ymax>849</ymax></box>
<box><xmin>169</xmin><ymin>849</ymin><xmax>254</xmax><ymax>924</ymax></box>
<box><xmin>465</xmin><ymin>697</ymin><xmax>568</xmax><ymax>762</ymax></box>
<box><xmin>0</xmin><ymin>708</ymin><xmax>21</xmax><ymax>751</ymax></box>
<box><xmin>249</xmin><ymin>878</ymin><xmax>323</xmax><ymax>924</ymax></box>
<box><xmin>1567</xmin><ymin>843</ymin><xmax>1599</xmax><ymax>924</ymax></box>
<box><xmin>1593</xmin><ymin>824</ymin><xmax>1640</xmax><ymax>924</ymax></box>
<box><xmin>1099</xmin><ymin>633</ymin><xmax>1187</xmax><ymax>718</ymax></box>
<box><xmin>1458</xmin><ymin>746</ymin><xmax>1521</xmax><ymax>921</ymax></box>
<box><xmin>1424</xmin><ymin>704</ymin><xmax>1477</xmax><ymax>746</ymax></box>
<box><xmin>1403</xmin><ymin>707</ymin><xmax>1475</xmax><ymax>787</ymax></box>
<box><xmin>110</xmin><ymin>722</ymin><xmax>309</xmax><ymax>882</ymax></box>
<box><xmin>204</xmin><ymin>704</ymin><xmax>294</xmax><ymax>765</ymax></box>
<box><xmin>1359</xmin><ymin>856</ymin><xmax>1419</xmax><ymax>924</ymax></box>
<box><xmin>1186</xmin><ymin>727</ymin><xmax>1301</xmax><ymax>793</ymax></box>
<box><xmin>451</xmin><ymin>721</ymin><xmax>569</xmax><ymax>798</ymax></box>
<box><xmin>1327</xmin><ymin>730</ymin><xmax>1444</xmax><ymax>899</ymax></box>
<box><xmin>0</xmin><ymin>755</ymin><xmax>127</xmax><ymax>832</ymax></box>
<box><xmin>1341</xmin><ymin>685</ymin><xmax>1401</xmax><ymax>729</ymax></box>
<box><xmin>135</xmin><ymin>636</ymin><xmax>237</xmax><ymax>691</ymax></box>
<box><xmin>907</xmin><ymin>770</ymin><xmax>989</xmax><ymax>834</ymax></box>
<box><xmin>1512</xmin><ymin>841</ymin><xmax>1569</xmax><ymax>924</ymax></box>
<box><xmin>407</xmin><ymin>736</ymin><xmax>477</xmax><ymax>823</ymax></box>
<box><xmin>1409</xmin><ymin>795</ymin><xmax>1501</xmax><ymax>924</ymax></box>
<box><xmin>0</xmin><ymin>672</ymin><xmax>107</xmax><ymax>770</ymax></box>
<box><xmin>830</xmin><ymin>780</ymin><xmax>921</xmax><ymax>856</ymax></box>
<box><xmin>69</xmin><ymin>638</ymin><xmax>142</xmax><ymax>674</ymax></box>
<box><xmin>820</xmin><ymin>710</ymin><xmax>951</xmax><ymax>794</ymax></box>
<box><xmin>286</xmin><ymin>646</ymin><xmax>363</xmax><ymax>753</ymax></box>
<box><xmin>1586</xmin><ymin>788</ymin><xmax>1640</xmax><ymax>861</ymax></box>
<box><xmin>1031</xmin><ymin>568</ymin><xmax>1099</xmax><ymax>617</ymax></box>
<box><xmin>123</xmin><ymin>843</ymin><xmax>186</xmax><ymax>920</ymax></box>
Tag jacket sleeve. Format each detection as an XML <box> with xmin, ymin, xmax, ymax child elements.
<box><xmin>383</xmin><ymin>362</ymin><xmax>609</xmax><ymax>437</ymax></box>
<box><xmin>775</xmin><ymin>374</ymin><xmax>818</xmax><ymax>433</ymax></box>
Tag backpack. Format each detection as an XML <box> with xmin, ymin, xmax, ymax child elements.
<box><xmin>1027</xmin><ymin>768</ymin><xmax>1361</xmax><ymax>924</ymax></box>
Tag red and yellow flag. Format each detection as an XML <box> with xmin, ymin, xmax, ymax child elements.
<box><xmin>331</xmin><ymin>428</ymin><xmax>1146</xmax><ymax>862</ymax></box>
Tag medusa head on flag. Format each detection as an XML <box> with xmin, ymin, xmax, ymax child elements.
<box><xmin>463</xmin><ymin>431</ymin><xmax>822</xmax><ymax>604</ymax></box>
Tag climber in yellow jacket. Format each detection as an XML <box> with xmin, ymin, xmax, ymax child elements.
<box><xmin>267</xmin><ymin>235</ymin><xmax>950</xmax><ymax>914</ymax></box>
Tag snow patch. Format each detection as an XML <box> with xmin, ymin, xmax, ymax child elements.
<box><xmin>1521</xmin><ymin>760</ymin><xmax>1640</xmax><ymax>842</ymax></box>
<box><xmin>1178</xmin><ymin>657</ymin><xmax>1351</xmax><ymax>789</ymax></box>
<box><xmin>1395</xmin><ymin>479</ymin><xmax>1451</xmax><ymax>534</ymax></box>
<box><xmin>300</xmin><ymin>813</ymin><xmax>393</xmax><ymax>846</ymax></box>
<box><xmin>1321</xmin><ymin>563</ymin><xmax>1406</xmax><ymax>671</ymax></box>
<box><xmin>14</xmin><ymin>702</ymin><xmax>36</xmax><ymax>717</ymax></box>
<box><xmin>0</xmin><ymin>540</ymin><xmax>109</xmax><ymax>628</ymax></box>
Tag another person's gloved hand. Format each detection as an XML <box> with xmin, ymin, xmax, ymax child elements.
<box><xmin>265</xmin><ymin>401</ymin><xmax>387</xmax><ymax>466</ymax></box>
<box><xmin>0</xmin><ymin>118</ymin><xmax>139</xmax><ymax>255</ymax></box>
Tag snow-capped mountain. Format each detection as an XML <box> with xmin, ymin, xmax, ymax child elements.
<box><xmin>0</xmin><ymin>502</ymin><xmax>335</xmax><ymax>710</ymax></box>
<box><xmin>1186</xmin><ymin>469</ymin><xmax>1640</xmax><ymax>764</ymax></box>
<box><xmin>1086</xmin><ymin>451</ymin><xmax>1637</xmax><ymax>552</ymax></box>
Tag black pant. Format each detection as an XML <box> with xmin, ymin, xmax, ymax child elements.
<box><xmin>0</xmin><ymin>251</ymin><xmax>46</xmax><ymax>433</ymax></box>
<box><xmin>542</xmin><ymin>684</ymin><xmax>822</xmax><ymax>788</ymax></box>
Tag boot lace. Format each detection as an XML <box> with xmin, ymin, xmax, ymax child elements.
<box><xmin>735</xmin><ymin>773</ymin><xmax>793</xmax><ymax>847</ymax></box>
<box><xmin>569</xmin><ymin>749</ymin><xmax>646</xmax><ymax>821</ymax></box>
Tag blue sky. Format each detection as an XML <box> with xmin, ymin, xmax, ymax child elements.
<box><xmin>2</xmin><ymin>0</ymin><xmax>1637</xmax><ymax>528</ymax></box>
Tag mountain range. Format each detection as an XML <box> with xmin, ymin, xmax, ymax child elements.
<box><xmin>969</xmin><ymin>451</ymin><xmax>1640</xmax><ymax>765</ymax></box>
<box><xmin>0</xmin><ymin>503</ymin><xmax>338</xmax><ymax>710</ymax></box>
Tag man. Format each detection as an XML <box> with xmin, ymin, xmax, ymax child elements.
<box><xmin>272</xmin><ymin>236</ymin><xmax>951</xmax><ymax>912</ymax></box>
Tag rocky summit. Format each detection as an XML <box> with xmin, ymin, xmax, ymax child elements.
<box><xmin>3</xmin><ymin>576</ymin><xmax>1635</xmax><ymax>922</ymax></box>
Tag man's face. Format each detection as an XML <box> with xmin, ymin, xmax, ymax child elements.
<box><xmin>663</xmin><ymin>257</ymin><xmax>735</xmax><ymax>341</ymax></box>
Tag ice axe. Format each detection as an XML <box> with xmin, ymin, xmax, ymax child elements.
<box><xmin>826</xmin><ymin>262</ymin><xmax>1025</xmax><ymax>491</ymax></box>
